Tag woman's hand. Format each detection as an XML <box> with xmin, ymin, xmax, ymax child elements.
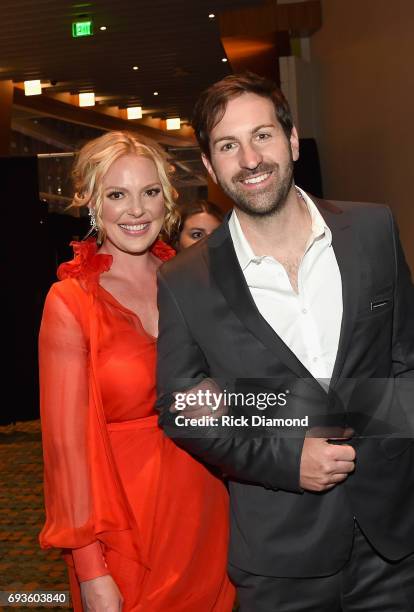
<box><xmin>80</xmin><ymin>575</ymin><xmax>123</xmax><ymax>611</ymax></box>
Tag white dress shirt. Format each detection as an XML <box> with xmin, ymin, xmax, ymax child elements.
<box><xmin>228</xmin><ymin>186</ymin><xmax>343</xmax><ymax>381</ymax></box>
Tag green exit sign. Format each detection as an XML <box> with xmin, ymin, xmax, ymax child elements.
<box><xmin>72</xmin><ymin>21</ymin><xmax>93</xmax><ymax>37</ymax></box>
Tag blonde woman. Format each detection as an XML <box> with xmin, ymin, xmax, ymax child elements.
<box><xmin>39</xmin><ymin>132</ymin><xmax>235</xmax><ymax>612</ymax></box>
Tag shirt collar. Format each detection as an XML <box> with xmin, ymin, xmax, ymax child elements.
<box><xmin>228</xmin><ymin>186</ymin><xmax>332</xmax><ymax>272</ymax></box>
<box><xmin>297</xmin><ymin>186</ymin><xmax>332</xmax><ymax>247</ymax></box>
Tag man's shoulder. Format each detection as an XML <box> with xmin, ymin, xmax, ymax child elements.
<box><xmin>158</xmin><ymin>235</ymin><xmax>211</xmax><ymax>288</ymax></box>
<box><xmin>316</xmin><ymin>195</ymin><xmax>391</xmax><ymax>217</ymax></box>
<box><xmin>313</xmin><ymin>195</ymin><xmax>392</xmax><ymax>231</ymax></box>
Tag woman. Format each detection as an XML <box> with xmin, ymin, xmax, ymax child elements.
<box><xmin>39</xmin><ymin>132</ymin><xmax>234</xmax><ymax>611</ymax></box>
<box><xmin>174</xmin><ymin>199</ymin><xmax>223</xmax><ymax>250</ymax></box>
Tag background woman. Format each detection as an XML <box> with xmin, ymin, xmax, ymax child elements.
<box><xmin>39</xmin><ymin>132</ymin><xmax>234</xmax><ymax>611</ymax></box>
<box><xmin>174</xmin><ymin>199</ymin><xmax>223</xmax><ymax>250</ymax></box>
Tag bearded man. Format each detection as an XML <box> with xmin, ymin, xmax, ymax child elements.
<box><xmin>156</xmin><ymin>73</ymin><xmax>414</xmax><ymax>611</ymax></box>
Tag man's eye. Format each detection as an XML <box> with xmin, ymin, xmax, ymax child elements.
<box><xmin>146</xmin><ymin>188</ymin><xmax>161</xmax><ymax>197</ymax></box>
<box><xmin>107</xmin><ymin>191</ymin><xmax>124</xmax><ymax>200</ymax></box>
<box><xmin>256</xmin><ymin>133</ymin><xmax>271</xmax><ymax>141</ymax></box>
<box><xmin>220</xmin><ymin>142</ymin><xmax>236</xmax><ymax>152</ymax></box>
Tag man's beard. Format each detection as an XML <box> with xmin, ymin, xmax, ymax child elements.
<box><xmin>217</xmin><ymin>157</ymin><xmax>294</xmax><ymax>218</ymax></box>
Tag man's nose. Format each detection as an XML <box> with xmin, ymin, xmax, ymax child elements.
<box><xmin>239</xmin><ymin>143</ymin><xmax>262</xmax><ymax>170</ymax></box>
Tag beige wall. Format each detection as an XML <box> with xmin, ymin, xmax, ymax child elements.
<box><xmin>311</xmin><ymin>0</ymin><xmax>414</xmax><ymax>269</ymax></box>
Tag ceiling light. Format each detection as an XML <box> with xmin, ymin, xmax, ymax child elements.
<box><xmin>208</xmin><ymin>13</ymin><xmax>215</xmax><ymax>19</ymax></box>
<box><xmin>166</xmin><ymin>117</ymin><xmax>180</xmax><ymax>130</ymax></box>
<box><xmin>222</xmin><ymin>57</ymin><xmax>228</xmax><ymax>62</ymax></box>
<box><xmin>79</xmin><ymin>92</ymin><xmax>95</xmax><ymax>107</ymax></box>
<box><xmin>24</xmin><ymin>80</ymin><xmax>42</xmax><ymax>96</ymax></box>
<box><xmin>100</xmin><ymin>26</ymin><xmax>107</xmax><ymax>31</ymax></box>
<box><xmin>127</xmin><ymin>106</ymin><xmax>142</xmax><ymax>120</ymax></box>
<box><xmin>153</xmin><ymin>91</ymin><xmax>159</xmax><ymax>96</ymax></box>
<box><xmin>133</xmin><ymin>65</ymin><xmax>139</xmax><ymax>70</ymax></box>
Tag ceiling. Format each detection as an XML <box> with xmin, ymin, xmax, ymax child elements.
<box><xmin>0</xmin><ymin>0</ymin><xmax>265</xmax><ymax>123</ymax></box>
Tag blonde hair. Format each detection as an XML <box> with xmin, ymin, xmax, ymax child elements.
<box><xmin>71</xmin><ymin>131</ymin><xmax>179</xmax><ymax>242</ymax></box>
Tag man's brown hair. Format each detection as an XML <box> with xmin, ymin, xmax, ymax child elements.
<box><xmin>192</xmin><ymin>72</ymin><xmax>294</xmax><ymax>160</ymax></box>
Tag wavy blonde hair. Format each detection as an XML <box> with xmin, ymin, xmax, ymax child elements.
<box><xmin>71</xmin><ymin>131</ymin><xmax>179</xmax><ymax>242</ymax></box>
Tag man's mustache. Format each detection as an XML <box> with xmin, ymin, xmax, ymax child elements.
<box><xmin>232</xmin><ymin>162</ymin><xmax>278</xmax><ymax>184</ymax></box>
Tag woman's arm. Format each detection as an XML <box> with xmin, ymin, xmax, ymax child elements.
<box><xmin>39</xmin><ymin>283</ymin><xmax>121</xmax><ymax>606</ymax></box>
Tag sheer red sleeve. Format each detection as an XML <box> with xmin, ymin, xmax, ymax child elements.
<box><xmin>39</xmin><ymin>282</ymin><xmax>109</xmax><ymax>580</ymax></box>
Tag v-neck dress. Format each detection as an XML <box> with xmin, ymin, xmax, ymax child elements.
<box><xmin>39</xmin><ymin>239</ymin><xmax>234</xmax><ymax>611</ymax></box>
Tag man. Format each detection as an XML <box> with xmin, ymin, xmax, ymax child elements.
<box><xmin>156</xmin><ymin>73</ymin><xmax>414</xmax><ymax>610</ymax></box>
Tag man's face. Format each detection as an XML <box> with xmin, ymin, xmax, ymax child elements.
<box><xmin>202</xmin><ymin>93</ymin><xmax>299</xmax><ymax>217</ymax></box>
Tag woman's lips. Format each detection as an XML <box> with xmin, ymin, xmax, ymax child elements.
<box><xmin>118</xmin><ymin>222</ymin><xmax>150</xmax><ymax>235</ymax></box>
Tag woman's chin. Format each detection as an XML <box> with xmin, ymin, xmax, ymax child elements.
<box><xmin>105</xmin><ymin>230</ymin><xmax>161</xmax><ymax>256</ymax></box>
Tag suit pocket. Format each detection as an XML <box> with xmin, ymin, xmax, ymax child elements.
<box><xmin>356</xmin><ymin>289</ymin><xmax>393</xmax><ymax>320</ymax></box>
<box><xmin>380</xmin><ymin>437</ymin><xmax>414</xmax><ymax>459</ymax></box>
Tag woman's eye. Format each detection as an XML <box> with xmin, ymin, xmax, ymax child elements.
<box><xmin>107</xmin><ymin>191</ymin><xmax>124</xmax><ymax>200</ymax></box>
<box><xmin>146</xmin><ymin>188</ymin><xmax>162</xmax><ymax>197</ymax></box>
<box><xmin>190</xmin><ymin>230</ymin><xmax>204</xmax><ymax>240</ymax></box>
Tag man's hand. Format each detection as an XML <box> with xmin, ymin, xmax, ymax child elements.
<box><xmin>80</xmin><ymin>574</ymin><xmax>123</xmax><ymax>612</ymax></box>
<box><xmin>300</xmin><ymin>427</ymin><xmax>356</xmax><ymax>492</ymax></box>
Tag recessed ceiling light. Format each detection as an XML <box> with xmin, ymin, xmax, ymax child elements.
<box><xmin>133</xmin><ymin>65</ymin><xmax>139</xmax><ymax>70</ymax></box>
<box><xmin>153</xmin><ymin>91</ymin><xmax>159</xmax><ymax>96</ymax></box>
<box><xmin>79</xmin><ymin>92</ymin><xmax>95</xmax><ymax>107</ymax></box>
<box><xmin>100</xmin><ymin>26</ymin><xmax>107</xmax><ymax>31</ymax></box>
<box><xmin>222</xmin><ymin>57</ymin><xmax>228</xmax><ymax>62</ymax></box>
<box><xmin>208</xmin><ymin>13</ymin><xmax>215</xmax><ymax>19</ymax></box>
<box><xmin>127</xmin><ymin>106</ymin><xmax>142</xmax><ymax>120</ymax></box>
<box><xmin>166</xmin><ymin>117</ymin><xmax>180</xmax><ymax>130</ymax></box>
<box><xmin>24</xmin><ymin>80</ymin><xmax>42</xmax><ymax>96</ymax></box>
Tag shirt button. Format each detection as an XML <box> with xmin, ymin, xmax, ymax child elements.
<box><xmin>313</xmin><ymin>357</ymin><xmax>318</xmax><ymax>363</ymax></box>
<box><xmin>302</xmin><ymin>308</ymin><xmax>308</xmax><ymax>314</ymax></box>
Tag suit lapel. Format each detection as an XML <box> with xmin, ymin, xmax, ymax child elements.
<box><xmin>208</xmin><ymin>198</ymin><xmax>361</xmax><ymax>386</ymax></box>
<box><xmin>208</xmin><ymin>221</ymin><xmax>314</xmax><ymax>380</ymax></box>
<box><xmin>315</xmin><ymin>199</ymin><xmax>361</xmax><ymax>384</ymax></box>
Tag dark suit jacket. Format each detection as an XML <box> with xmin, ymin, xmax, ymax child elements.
<box><xmin>156</xmin><ymin>196</ymin><xmax>414</xmax><ymax>578</ymax></box>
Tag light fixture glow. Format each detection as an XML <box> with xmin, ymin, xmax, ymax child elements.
<box><xmin>24</xmin><ymin>80</ymin><xmax>42</xmax><ymax>96</ymax></box>
<box><xmin>79</xmin><ymin>92</ymin><xmax>95</xmax><ymax>107</ymax></box>
<box><xmin>208</xmin><ymin>13</ymin><xmax>215</xmax><ymax>18</ymax></box>
<box><xmin>133</xmin><ymin>65</ymin><xmax>139</xmax><ymax>70</ymax></box>
<box><xmin>222</xmin><ymin>57</ymin><xmax>228</xmax><ymax>62</ymax></box>
<box><xmin>100</xmin><ymin>26</ymin><xmax>107</xmax><ymax>31</ymax></box>
<box><xmin>127</xmin><ymin>106</ymin><xmax>142</xmax><ymax>120</ymax></box>
<box><xmin>153</xmin><ymin>91</ymin><xmax>159</xmax><ymax>96</ymax></box>
<box><xmin>166</xmin><ymin>117</ymin><xmax>180</xmax><ymax>130</ymax></box>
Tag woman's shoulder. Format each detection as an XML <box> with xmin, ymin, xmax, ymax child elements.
<box><xmin>42</xmin><ymin>278</ymin><xmax>90</xmax><ymax>332</ymax></box>
<box><xmin>57</xmin><ymin>239</ymin><xmax>112</xmax><ymax>291</ymax></box>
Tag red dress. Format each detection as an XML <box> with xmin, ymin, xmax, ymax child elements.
<box><xmin>39</xmin><ymin>239</ymin><xmax>235</xmax><ymax>611</ymax></box>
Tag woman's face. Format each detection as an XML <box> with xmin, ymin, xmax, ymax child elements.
<box><xmin>178</xmin><ymin>211</ymin><xmax>221</xmax><ymax>249</ymax></box>
<box><xmin>97</xmin><ymin>154</ymin><xmax>165</xmax><ymax>254</ymax></box>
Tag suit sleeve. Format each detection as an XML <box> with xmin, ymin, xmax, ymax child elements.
<box><xmin>389</xmin><ymin>210</ymin><xmax>414</xmax><ymax>378</ymax></box>
<box><xmin>156</xmin><ymin>268</ymin><xmax>304</xmax><ymax>494</ymax></box>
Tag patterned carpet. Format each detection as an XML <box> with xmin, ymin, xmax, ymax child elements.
<box><xmin>0</xmin><ymin>420</ymin><xmax>70</xmax><ymax>611</ymax></box>
<box><xmin>0</xmin><ymin>420</ymin><xmax>238</xmax><ymax>612</ymax></box>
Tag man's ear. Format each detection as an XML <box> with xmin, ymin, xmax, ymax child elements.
<box><xmin>202</xmin><ymin>153</ymin><xmax>218</xmax><ymax>184</ymax></box>
<box><xmin>290</xmin><ymin>126</ymin><xmax>300</xmax><ymax>162</ymax></box>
